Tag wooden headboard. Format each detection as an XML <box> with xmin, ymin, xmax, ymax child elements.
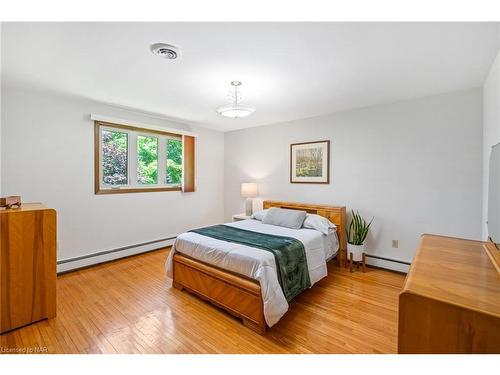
<box><xmin>262</xmin><ymin>200</ymin><xmax>347</xmax><ymax>255</ymax></box>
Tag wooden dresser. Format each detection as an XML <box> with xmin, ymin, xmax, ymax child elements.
<box><xmin>398</xmin><ymin>234</ymin><xmax>500</xmax><ymax>353</ymax></box>
<box><xmin>0</xmin><ymin>203</ymin><xmax>57</xmax><ymax>334</ymax></box>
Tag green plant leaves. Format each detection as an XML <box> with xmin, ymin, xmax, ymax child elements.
<box><xmin>346</xmin><ymin>210</ymin><xmax>374</xmax><ymax>245</ymax></box>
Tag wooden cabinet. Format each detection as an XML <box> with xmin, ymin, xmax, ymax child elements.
<box><xmin>398</xmin><ymin>234</ymin><xmax>500</xmax><ymax>353</ymax></box>
<box><xmin>0</xmin><ymin>203</ymin><xmax>57</xmax><ymax>334</ymax></box>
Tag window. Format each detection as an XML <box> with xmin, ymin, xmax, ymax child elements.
<box><xmin>166</xmin><ymin>139</ymin><xmax>182</xmax><ymax>185</ymax></box>
<box><xmin>102</xmin><ymin>129</ymin><xmax>128</xmax><ymax>186</ymax></box>
<box><xmin>94</xmin><ymin>121</ymin><xmax>184</xmax><ymax>194</ymax></box>
<box><xmin>137</xmin><ymin>135</ymin><xmax>158</xmax><ymax>185</ymax></box>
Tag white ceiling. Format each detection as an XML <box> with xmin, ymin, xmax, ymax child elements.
<box><xmin>2</xmin><ymin>22</ymin><xmax>499</xmax><ymax>132</ymax></box>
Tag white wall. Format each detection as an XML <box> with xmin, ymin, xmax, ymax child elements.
<box><xmin>0</xmin><ymin>83</ymin><xmax>485</xmax><ymax>274</ymax></box>
<box><xmin>225</xmin><ymin>89</ymin><xmax>483</xmax><ymax>272</ymax></box>
<box><xmin>1</xmin><ymin>85</ymin><xmax>225</xmax><ymax>271</ymax></box>
<box><xmin>483</xmin><ymin>48</ymin><xmax>500</xmax><ymax>239</ymax></box>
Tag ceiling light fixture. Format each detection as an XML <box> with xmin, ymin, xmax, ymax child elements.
<box><xmin>216</xmin><ymin>81</ymin><xmax>256</xmax><ymax>118</ymax></box>
<box><xmin>150</xmin><ymin>43</ymin><xmax>180</xmax><ymax>60</ymax></box>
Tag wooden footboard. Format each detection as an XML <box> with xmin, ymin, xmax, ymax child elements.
<box><xmin>172</xmin><ymin>253</ymin><xmax>266</xmax><ymax>334</ymax></box>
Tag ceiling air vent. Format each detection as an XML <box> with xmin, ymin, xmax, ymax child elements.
<box><xmin>150</xmin><ymin>43</ymin><xmax>180</xmax><ymax>60</ymax></box>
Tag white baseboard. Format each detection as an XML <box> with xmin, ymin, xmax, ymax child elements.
<box><xmin>57</xmin><ymin>237</ymin><xmax>410</xmax><ymax>275</ymax></box>
<box><xmin>57</xmin><ymin>238</ymin><xmax>175</xmax><ymax>273</ymax></box>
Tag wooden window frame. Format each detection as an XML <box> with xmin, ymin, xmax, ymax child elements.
<box><xmin>182</xmin><ymin>134</ymin><xmax>195</xmax><ymax>193</ymax></box>
<box><xmin>94</xmin><ymin>120</ymin><xmax>183</xmax><ymax>194</ymax></box>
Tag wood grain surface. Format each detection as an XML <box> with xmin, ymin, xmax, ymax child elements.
<box><xmin>0</xmin><ymin>247</ymin><xmax>403</xmax><ymax>353</ymax></box>
<box><xmin>1</xmin><ymin>203</ymin><xmax>56</xmax><ymax>334</ymax></box>
<box><xmin>398</xmin><ymin>234</ymin><xmax>500</xmax><ymax>353</ymax></box>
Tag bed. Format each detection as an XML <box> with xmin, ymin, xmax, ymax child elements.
<box><xmin>165</xmin><ymin>200</ymin><xmax>347</xmax><ymax>334</ymax></box>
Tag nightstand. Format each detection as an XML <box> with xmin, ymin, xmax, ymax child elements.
<box><xmin>232</xmin><ymin>213</ymin><xmax>252</xmax><ymax>222</ymax></box>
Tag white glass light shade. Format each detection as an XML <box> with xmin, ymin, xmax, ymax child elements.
<box><xmin>217</xmin><ymin>104</ymin><xmax>256</xmax><ymax>118</ymax></box>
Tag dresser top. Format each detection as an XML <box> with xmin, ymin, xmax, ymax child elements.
<box><xmin>0</xmin><ymin>202</ymin><xmax>51</xmax><ymax>214</ymax></box>
<box><xmin>403</xmin><ymin>234</ymin><xmax>500</xmax><ymax>317</ymax></box>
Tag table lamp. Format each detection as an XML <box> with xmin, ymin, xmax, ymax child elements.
<box><xmin>241</xmin><ymin>182</ymin><xmax>258</xmax><ymax>216</ymax></box>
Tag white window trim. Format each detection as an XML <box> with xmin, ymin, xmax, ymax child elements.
<box><xmin>90</xmin><ymin>113</ymin><xmax>197</xmax><ymax>137</ymax></box>
<box><xmin>98</xmin><ymin>125</ymin><xmax>182</xmax><ymax>192</ymax></box>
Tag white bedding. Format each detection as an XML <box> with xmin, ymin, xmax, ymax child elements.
<box><xmin>165</xmin><ymin>219</ymin><xmax>338</xmax><ymax>327</ymax></box>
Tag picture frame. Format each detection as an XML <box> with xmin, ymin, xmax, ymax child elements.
<box><xmin>290</xmin><ymin>140</ymin><xmax>330</xmax><ymax>184</ymax></box>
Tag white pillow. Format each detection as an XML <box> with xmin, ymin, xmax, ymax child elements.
<box><xmin>303</xmin><ymin>213</ymin><xmax>336</xmax><ymax>235</ymax></box>
<box><xmin>251</xmin><ymin>209</ymin><xmax>268</xmax><ymax>221</ymax></box>
<box><xmin>262</xmin><ymin>207</ymin><xmax>307</xmax><ymax>229</ymax></box>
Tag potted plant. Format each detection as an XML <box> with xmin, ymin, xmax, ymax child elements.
<box><xmin>346</xmin><ymin>210</ymin><xmax>373</xmax><ymax>262</ymax></box>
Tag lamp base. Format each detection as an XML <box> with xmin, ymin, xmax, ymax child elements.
<box><xmin>245</xmin><ymin>198</ymin><xmax>253</xmax><ymax>216</ymax></box>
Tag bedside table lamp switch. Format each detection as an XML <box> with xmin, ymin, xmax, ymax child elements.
<box><xmin>241</xmin><ymin>182</ymin><xmax>258</xmax><ymax>216</ymax></box>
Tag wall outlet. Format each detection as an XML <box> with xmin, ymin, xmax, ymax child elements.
<box><xmin>392</xmin><ymin>240</ymin><xmax>399</xmax><ymax>248</ymax></box>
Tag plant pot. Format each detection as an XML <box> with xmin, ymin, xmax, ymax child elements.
<box><xmin>347</xmin><ymin>243</ymin><xmax>364</xmax><ymax>262</ymax></box>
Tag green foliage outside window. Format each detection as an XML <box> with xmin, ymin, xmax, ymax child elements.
<box><xmin>101</xmin><ymin>127</ymin><xmax>182</xmax><ymax>187</ymax></box>
<box><xmin>167</xmin><ymin>139</ymin><xmax>182</xmax><ymax>184</ymax></box>
<box><xmin>102</xmin><ymin>130</ymin><xmax>128</xmax><ymax>185</ymax></box>
<box><xmin>137</xmin><ymin>135</ymin><xmax>158</xmax><ymax>184</ymax></box>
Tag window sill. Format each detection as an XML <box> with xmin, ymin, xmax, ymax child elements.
<box><xmin>95</xmin><ymin>186</ymin><xmax>182</xmax><ymax>195</ymax></box>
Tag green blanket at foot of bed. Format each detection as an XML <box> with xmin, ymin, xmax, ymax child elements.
<box><xmin>188</xmin><ymin>224</ymin><xmax>311</xmax><ymax>302</ymax></box>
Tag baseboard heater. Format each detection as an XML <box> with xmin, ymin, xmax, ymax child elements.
<box><xmin>365</xmin><ymin>254</ymin><xmax>411</xmax><ymax>266</ymax></box>
<box><xmin>57</xmin><ymin>236</ymin><xmax>177</xmax><ymax>266</ymax></box>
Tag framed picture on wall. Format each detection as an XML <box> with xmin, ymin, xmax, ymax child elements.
<box><xmin>290</xmin><ymin>140</ymin><xmax>330</xmax><ymax>184</ymax></box>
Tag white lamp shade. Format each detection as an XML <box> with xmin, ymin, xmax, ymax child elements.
<box><xmin>241</xmin><ymin>182</ymin><xmax>258</xmax><ymax>198</ymax></box>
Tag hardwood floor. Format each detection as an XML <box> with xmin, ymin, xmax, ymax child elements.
<box><xmin>0</xmin><ymin>248</ymin><xmax>404</xmax><ymax>354</ymax></box>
